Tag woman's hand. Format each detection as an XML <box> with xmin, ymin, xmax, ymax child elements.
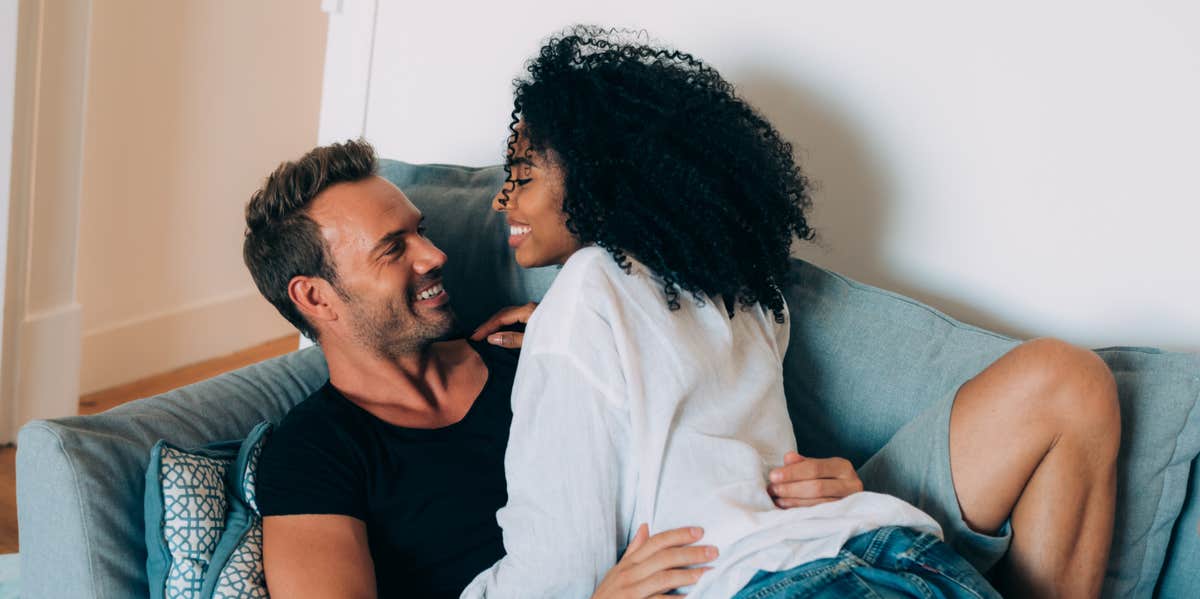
<box><xmin>470</xmin><ymin>302</ymin><xmax>538</xmax><ymax>348</ymax></box>
<box><xmin>591</xmin><ymin>524</ymin><xmax>716</xmax><ymax>599</ymax></box>
<box><xmin>767</xmin><ymin>451</ymin><xmax>864</xmax><ymax>508</ymax></box>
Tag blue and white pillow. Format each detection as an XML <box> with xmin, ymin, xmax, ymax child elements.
<box><xmin>145</xmin><ymin>422</ymin><xmax>272</xmax><ymax>599</ymax></box>
<box><xmin>203</xmin><ymin>422</ymin><xmax>272</xmax><ymax>599</ymax></box>
<box><xmin>145</xmin><ymin>438</ymin><xmax>240</xmax><ymax>599</ymax></box>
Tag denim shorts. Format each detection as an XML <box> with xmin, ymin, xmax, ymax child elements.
<box><xmin>731</xmin><ymin>526</ymin><xmax>1001</xmax><ymax>599</ymax></box>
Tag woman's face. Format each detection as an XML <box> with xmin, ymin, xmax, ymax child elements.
<box><xmin>491</xmin><ymin>130</ymin><xmax>583</xmax><ymax>268</ymax></box>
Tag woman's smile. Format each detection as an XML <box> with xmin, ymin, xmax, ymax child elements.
<box><xmin>508</xmin><ymin>220</ymin><xmax>532</xmax><ymax>248</ymax></box>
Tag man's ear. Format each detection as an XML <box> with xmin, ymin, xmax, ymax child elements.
<box><xmin>288</xmin><ymin>276</ymin><xmax>340</xmax><ymax>328</ymax></box>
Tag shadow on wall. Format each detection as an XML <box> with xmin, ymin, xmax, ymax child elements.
<box><xmin>736</xmin><ymin>71</ymin><xmax>1039</xmax><ymax>342</ymax></box>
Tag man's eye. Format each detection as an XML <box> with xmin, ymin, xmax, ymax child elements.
<box><xmin>417</xmin><ymin>225</ymin><xmax>428</xmax><ymax>236</ymax></box>
<box><xmin>515</xmin><ymin>178</ymin><xmax>532</xmax><ymax>187</ymax></box>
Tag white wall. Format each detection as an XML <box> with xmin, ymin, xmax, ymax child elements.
<box><xmin>343</xmin><ymin>0</ymin><xmax>1199</xmax><ymax>351</ymax></box>
<box><xmin>76</xmin><ymin>0</ymin><xmax>328</xmax><ymax>393</ymax></box>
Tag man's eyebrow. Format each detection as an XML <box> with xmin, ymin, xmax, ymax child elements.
<box><xmin>371</xmin><ymin>216</ymin><xmax>425</xmax><ymax>257</ymax></box>
<box><xmin>507</xmin><ymin>156</ymin><xmax>535</xmax><ymax>168</ymax></box>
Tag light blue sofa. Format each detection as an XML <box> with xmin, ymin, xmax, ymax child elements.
<box><xmin>17</xmin><ymin>162</ymin><xmax>1200</xmax><ymax>598</ymax></box>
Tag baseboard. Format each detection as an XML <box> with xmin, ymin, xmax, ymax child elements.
<box><xmin>5</xmin><ymin>304</ymin><xmax>83</xmax><ymax>442</ymax></box>
<box><xmin>80</xmin><ymin>289</ymin><xmax>295</xmax><ymax>394</ymax></box>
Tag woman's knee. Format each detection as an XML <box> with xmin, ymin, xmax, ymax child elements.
<box><xmin>1011</xmin><ymin>338</ymin><xmax>1120</xmax><ymax>449</ymax></box>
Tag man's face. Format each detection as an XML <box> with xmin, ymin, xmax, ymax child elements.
<box><xmin>308</xmin><ymin>176</ymin><xmax>454</xmax><ymax>358</ymax></box>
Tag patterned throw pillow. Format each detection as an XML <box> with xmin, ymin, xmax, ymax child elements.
<box><xmin>202</xmin><ymin>422</ymin><xmax>272</xmax><ymax>599</ymax></box>
<box><xmin>144</xmin><ymin>438</ymin><xmax>241</xmax><ymax>599</ymax></box>
<box><xmin>145</xmin><ymin>423</ymin><xmax>274</xmax><ymax>599</ymax></box>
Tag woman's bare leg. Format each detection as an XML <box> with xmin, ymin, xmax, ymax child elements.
<box><xmin>948</xmin><ymin>338</ymin><xmax>1120</xmax><ymax>598</ymax></box>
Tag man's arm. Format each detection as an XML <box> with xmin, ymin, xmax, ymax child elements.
<box><xmin>263</xmin><ymin>514</ymin><xmax>376</xmax><ymax>599</ymax></box>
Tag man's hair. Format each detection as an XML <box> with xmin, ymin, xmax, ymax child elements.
<box><xmin>243</xmin><ymin>139</ymin><xmax>378</xmax><ymax>340</ymax></box>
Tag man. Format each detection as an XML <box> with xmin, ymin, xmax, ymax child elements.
<box><xmin>246</xmin><ymin>140</ymin><xmax>1120</xmax><ymax>598</ymax></box>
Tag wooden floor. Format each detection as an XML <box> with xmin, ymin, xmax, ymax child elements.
<box><xmin>0</xmin><ymin>334</ymin><xmax>299</xmax><ymax>554</ymax></box>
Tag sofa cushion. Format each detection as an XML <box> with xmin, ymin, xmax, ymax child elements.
<box><xmin>144</xmin><ymin>438</ymin><xmax>240</xmax><ymax>599</ymax></box>
<box><xmin>201</xmin><ymin>422</ymin><xmax>271</xmax><ymax>599</ymax></box>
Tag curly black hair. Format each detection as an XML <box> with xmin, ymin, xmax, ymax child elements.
<box><xmin>499</xmin><ymin>26</ymin><xmax>814</xmax><ymax>322</ymax></box>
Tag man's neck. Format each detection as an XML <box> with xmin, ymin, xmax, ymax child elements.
<box><xmin>322</xmin><ymin>336</ymin><xmax>462</xmax><ymax>413</ymax></box>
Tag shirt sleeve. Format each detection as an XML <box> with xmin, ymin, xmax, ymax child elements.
<box><xmin>256</xmin><ymin>408</ymin><xmax>369</xmax><ymax>520</ymax></box>
<box><xmin>461</xmin><ymin>351</ymin><xmax>631</xmax><ymax>599</ymax></box>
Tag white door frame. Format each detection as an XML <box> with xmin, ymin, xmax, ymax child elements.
<box><xmin>1</xmin><ymin>0</ymin><xmax>91</xmax><ymax>443</ymax></box>
<box><xmin>0</xmin><ymin>0</ymin><xmax>20</xmax><ymax>442</ymax></box>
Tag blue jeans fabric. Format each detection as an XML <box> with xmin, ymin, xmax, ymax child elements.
<box><xmin>732</xmin><ymin>527</ymin><xmax>1001</xmax><ymax>599</ymax></box>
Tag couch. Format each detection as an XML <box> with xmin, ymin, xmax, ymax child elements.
<box><xmin>16</xmin><ymin>161</ymin><xmax>1200</xmax><ymax>598</ymax></box>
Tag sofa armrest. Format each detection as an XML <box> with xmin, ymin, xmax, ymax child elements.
<box><xmin>16</xmin><ymin>346</ymin><xmax>327</xmax><ymax>599</ymax></box>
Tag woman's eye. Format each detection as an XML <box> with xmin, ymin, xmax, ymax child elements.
<box><xmin>515</xmin><ymin>178</ymin><xmax>532</xmax><ymax>187</ymax></box>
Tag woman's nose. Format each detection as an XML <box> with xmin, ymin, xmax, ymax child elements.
<box><xmin>492</xmin><ymin>189</ymin><xmax>509</xmax><ymax>212</ymax></box>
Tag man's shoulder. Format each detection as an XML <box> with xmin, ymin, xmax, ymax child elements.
<box><xmin>276</xmin><ymin>382</ymin><xmax>351</xmax><ymax>428</ymax></box>
<box><xmin>257</xmin><ymin>381</ymin><xmax>372</xmax><ymax>519</ymax></box>
<box><xmin>264</xmin><ymin>382</ymin><xmax>361</xmax><ymax>459</ymax></box>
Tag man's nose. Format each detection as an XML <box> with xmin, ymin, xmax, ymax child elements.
<box><xmin>412</xmin><ymin>235</ymin><xmax>447</xmax><ymax>274</ymax></box>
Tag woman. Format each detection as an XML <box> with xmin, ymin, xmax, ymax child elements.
<box><xmin>463</xmin><ymin>27</ymin><xmax>1000</xmax><ymax>599</ymax></box>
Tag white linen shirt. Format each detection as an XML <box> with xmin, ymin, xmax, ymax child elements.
<box><xmin>462</xmin><ymin>247</ymin><xmax>940</xmax><ymax>599</ymax></box>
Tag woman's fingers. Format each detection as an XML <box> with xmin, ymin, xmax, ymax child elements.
<box><xmin>769</xmin><ymin>456</ymin><xmax>855</xmax><ymax>483</ymax></box>
<box><xmin>768</xmin><ymin>477</ymin><xmax>862</xmax><ymax>501</ymax></box>
<box><xmin>485</xmin><ymin>332</ymin><xmax>524</xmax><ymax>348</ymax></box>
<box><xmin>470</xmin><ymin>302</ymin><xmax>539</xmax><ymax>341</ymax></box>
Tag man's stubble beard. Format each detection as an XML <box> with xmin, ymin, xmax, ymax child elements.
<box><xmin>346</xmin><ymin>293</ymin><xmax>456</xmax><ymax>361</ymax></box>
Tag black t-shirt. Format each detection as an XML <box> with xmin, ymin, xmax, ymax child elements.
<box><xmin>257</xmin><ymin>341</ymin><xmax>518</xmax><ymax>598</ymax></box>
